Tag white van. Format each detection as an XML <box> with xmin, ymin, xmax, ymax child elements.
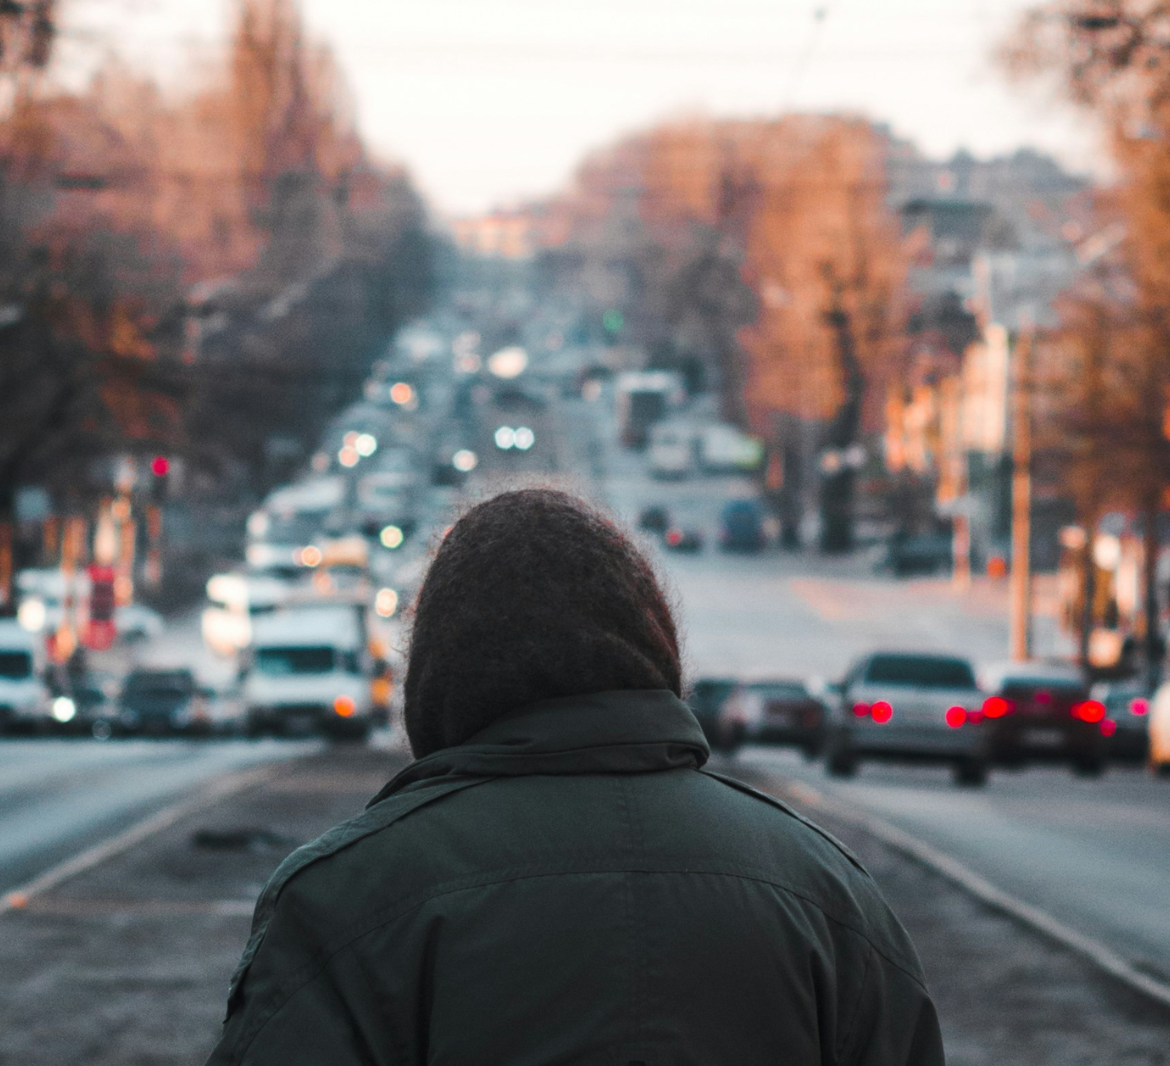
<box><xmin>648</xmin><ymin>423</ymin><xmax>695</xmax><ymax>479</ymax></box>
<box><xmin>0</xmin><ymin>620</ymin><xmax>52</xmax><ymax>734</ymax></box>
<box><xmin>242</xmin><ymin>606</ymin><xmax>373</xmax><ymax>740</ymax></box>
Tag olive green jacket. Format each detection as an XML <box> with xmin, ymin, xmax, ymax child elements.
<box><xmin>208</xmin><ymin>689</ymin><xmax>944</xmax><ymax>1066</ymax></box>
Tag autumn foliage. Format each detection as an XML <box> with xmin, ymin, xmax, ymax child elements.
<box><xmin>0</xmin><ymin>0</ymin><xmax>433</xmax><ymax>602</ymax></box>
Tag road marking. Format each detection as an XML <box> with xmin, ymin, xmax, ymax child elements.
<box><xmin>780</xmin><ymin>779</ymin><xmax>1170</xmax><ymax>1012</ymax></box>
<box><xmin>0</xmin><ymin>765</ymin><xmax>276</xmax><ymax>917</ymax></box>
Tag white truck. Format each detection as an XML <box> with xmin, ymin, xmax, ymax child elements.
<box><xmin>615</xmin><ymin>371</ymin><xmax>684</xmax><ymax>449</ymax></box>
<box><xmin>0</xmin><ymin>619</ymin><xmax>52</xmax><ymax>734</ymax></box>
<box><xmin>241</xmin><ymin>605</ymin><xmax>375</xmax><ymax>740</ymax></box>
<box><xmin>647</xmin><ymin>422</ymin><xmax>695</xmax><ymax>479</ymax></box>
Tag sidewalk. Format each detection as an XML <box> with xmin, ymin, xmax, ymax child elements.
<box><xmin>2</xmin><ymin>747</ymin><xmax>1167</xmax><ymax>1065</ymax></box>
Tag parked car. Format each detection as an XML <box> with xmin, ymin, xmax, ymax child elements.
<box><xmin>116</xmin><ymin>603</ymin><xmax>165</xmax><ymax>642</ymax></box>
<box><xmin>1147</xmin><ymin>680</ymin><xmax>1170</xmax><ymax>775</ymax></box>
<box><xmin>979</xmin><ymin>662</ymin><xmax>1106</xmax><ymax>775</ymax></box>
<box><xmin>1092</xmin><ymin>680</ymin><xmax>1151</xmax><ymax>764</ymax></box>
<box><xmin>718</xmin><ymin>679</ymin><xmax>827</xmax><ymax>758</ymax></box>
<box><xmin>877</xmin><ymin>529</ymin><xmax>952</xmax><ymax>577</ymax></box>
<box><xmin>719</xmin><ymin>499</ymin><xmax>766</xmax><ymax>553</ymax></box>
<box><xmin>663</xmin><ymin>526</ymin><xmax>703</xmax><ymax>553</ymax></box>
<box><xmin>827</xmin><ymin>651</ymin><xmax>989</xmax><ymax>785</ymax></box>
<box><xmin>118</xmin><ymin>668</ymin><xmax>206</xmax><ymax>736</ymax></box>
<box><xmin>686</xmin><ymin>677</ymin><xmax>737</xmax><ymax>750</ymax></box>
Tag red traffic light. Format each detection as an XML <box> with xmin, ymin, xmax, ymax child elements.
<box><xmin>150</xmin><ymin>455</ymin><xmax>170</xmax><ymax>477</ymax></box>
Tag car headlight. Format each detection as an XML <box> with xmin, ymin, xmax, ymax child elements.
<box><xmin>51</xmin><ymin>697</ymin><xmax>76</xmax><ymax>723</ymax></box>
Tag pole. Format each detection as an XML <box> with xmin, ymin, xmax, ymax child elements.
<box><xmin>1009</xmin><ymin>326</ymin><xmax>1033</xmax><ymax>662</ymax></box>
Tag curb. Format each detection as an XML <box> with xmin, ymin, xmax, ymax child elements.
<box><xmin>779</xmin><ymin>779</ymin><xmax>1170</xmax><ymax>1013</ymax></box>
<box><xmin>0</xmin><ymin>764</ymin><xmax>277</xmax><ymax>917</ymax></box>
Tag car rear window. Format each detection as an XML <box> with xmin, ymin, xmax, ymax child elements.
<box><xmin>864</xmin><ymin>655</ymin><xmax>976</xmax><ymax>689</ymax></box>
<box><xmin>0</xmin><ymin>651</ymin><xmax>32</xmax><ymax>680</ymax></box>
<box><xmin>999</xmin><ymin>677</ymin><xmax>1084</xmax><ymax>694</ymax></box>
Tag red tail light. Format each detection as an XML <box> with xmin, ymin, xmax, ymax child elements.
<box><xmin>982</xmin><ymin>695</ymin><xmax>1013</xmax><ymax>719</ymax></box>
<box><xmin>852</xmin><ymin>702</ymin><xmax>871</xmax><ymax>717</ymax></box>
<box><xmin>871</xmin><ymin>700</ymin><xmax>893</xmax><ymax>724</ymax></box>
<box><xmin>1130</xmin><ymin>698</ymin><xmax>1149</xmax><ymax>716</ymax></box>
<box><xmin>945</xmin><ymin>706</ymin><xmax>967</xmax><ymax>728</ymax></box>
<box><xmin>1072</xmin><ymin>699</ymin><xmax>1105</xmax><ymax>723</ymax></box>
<box><xmin>665</xmin><ymin>529</ymin><xmax>682</xmax><ymax>546</ymax></box>
<box><xmin>1100</xmin><ymin>719</ymin><xmax>1118</xmax><ymax>737</ymax></box>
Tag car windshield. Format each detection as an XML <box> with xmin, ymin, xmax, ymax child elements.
<box><xmin>0</xmin><ymin>651</ymin><xmax>32</xmax><ymax>680</ymax></box>
<box><xmin>864</xmin><ymin>655</ymin><xmax>976</xmax><ymax>689</ymax></box>
<box><xmin>255</xmin><ymin>646</ymin><xmax>335</xmax><ymax>675</ymax></box>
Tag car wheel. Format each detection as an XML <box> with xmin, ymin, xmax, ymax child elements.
<box><xmin>953</xmin><ymin>758</ymin><xmax>989</xmax><ymax>787</ymax></box>
<box><xmin>825</xmin><ymin>735</ymin><xmax>857</xmax><ymax>778</ymax></box>
<box><xmin>1154</xmin><ymin>760</ymin><xmax>1170</xmax><ymax>778</ymax></box>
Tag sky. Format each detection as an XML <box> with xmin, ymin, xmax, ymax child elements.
<box><xmin>62</xmin><ymin>0</ymin><xmax>1102</xmax><ymax>216</ymax></box>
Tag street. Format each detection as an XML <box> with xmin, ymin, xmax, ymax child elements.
<box><xmin>0</xmin><ymin>738</ymin><xmax>313</xmax><ymax>897</ymax></box>
<box><xmin>2</xmin><ymin>313</ymin><xmax>1170</xmax><ymax>1062</ymax></box>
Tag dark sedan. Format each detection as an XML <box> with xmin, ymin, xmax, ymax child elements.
<box><xmin>719</xmin><ymin>679</ymin><xmax>827</xmax><ymax>758</ymax></box>
<box><xmin>119</xmin><ymin>668</ymin><xmax>208</xmax><ymax>737</ymax></box>
<box><xmin>980</xmin><ymin>662</ymin><xmax>1107</xmax><ymax>775</ymax></box>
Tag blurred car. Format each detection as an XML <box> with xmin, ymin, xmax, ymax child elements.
<box><xmin>0</xmin><ymin>619</ymin><xmax>52</xmax><ymax>734</ymax></box>
<box><xmin>719</xmin><ymin>679</ymin><xmax>827</xmax><ymax>758</ymax></box>
<box><xmin>118</xmin><ymin>668</ymin><xmax>208</xmax><ymax>737</ymax></box>
<box><xmin>663</xmin><ymin>526</ymin><xmax>703</xmax><ymax>553</ymax></box>
<box><xmin>45</xmin><ymin>667</ymin><xmax>119</xmax><ymax>737</ymax></box>
<box><xmin>1092</xmin><ymin>680</ymin><xmax>1151</xmax><ymax>764</ymax></box>
<box><xmin>116</xmin><ymin>603</ymin><xmax>165</xmax><ymax>642</ymax></box>
<box><xmin>1147</xmin><ymin>680</ymin><xmax>1170</xmax><ymax>775</ymax></box>
<box><xmin>719</xmin><ymin>500</ymin><xmax>766</xmax><ymax>553</ymax></box>
<box><xmin>827</xmin><ymin>651</ymin><xmax>989</xmax><ymax>785</ymax></box>
<box><xmin>979</xmin><ymin>662</ymin><xmax>1106</xmax><ymax>775</ymax></box>
<box><xmin>638</xmin><ymin>505</ymin><xmax>671</xmax><ymax>534</ymax></box>
<box><xmin>877</xmin><ymin>529</ymin><xmax>952</xmax><ymax>577</ymax></box>
<box><xmin>686</xmin><ymin>677</ymin><xmax>737</xmax><ymax>750</ymax></box>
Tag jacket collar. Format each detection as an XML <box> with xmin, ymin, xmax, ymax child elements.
<box><xmin>369</xmin><ymin>689</ymin><xmax>709</xmax><ymax>807</ymax></box>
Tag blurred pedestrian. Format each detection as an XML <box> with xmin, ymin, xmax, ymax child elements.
<box><xmin>209</xmin><ymin>488</ymin><xmax>944</xmax><ymax>1066</ymax></box>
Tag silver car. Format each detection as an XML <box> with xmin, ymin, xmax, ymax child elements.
<box><xmin>826</xmin><ymin>652</ymin><xmax>989</xmax><ymax>786</ymax></box>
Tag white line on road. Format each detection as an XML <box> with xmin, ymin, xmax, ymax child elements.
<box><xmin>0</xmin><ymin>764</ymin><xmax>277</xmax><ymax>917</ymax></box>
<box><xmin>781</xmin><ymin>779</ymin><xmax>1170</xmax><ymax>1012</ymax></box>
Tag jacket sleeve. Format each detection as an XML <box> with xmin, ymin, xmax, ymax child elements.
<box><xmin>839</xmin><ymin>945</ymin><xmax>945</xmax><ymax>1066</ymax></box>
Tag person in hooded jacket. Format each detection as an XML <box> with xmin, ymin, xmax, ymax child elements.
<box><xmin>208</xmin><ymin>488</ymin><xmax>945</xmax><ymax>1066</ymax></box>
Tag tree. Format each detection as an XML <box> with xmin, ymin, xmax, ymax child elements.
<box><xmin>1004</xmin><ymin>0</ymin><xmax>1170</xmax><ymax>682</ymax></box>
<box><xmin>737</xmin><ymin>118</ymin><xmax>911</xmax><ymax>552</ymax></box>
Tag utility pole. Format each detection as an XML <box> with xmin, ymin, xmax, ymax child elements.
<box><xmin>1009</xmin><ymin>325</ymin><xmax>1033</xmax><ymax>662</ymax></box>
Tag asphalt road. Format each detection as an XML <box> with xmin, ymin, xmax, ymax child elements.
<box><xmin>0</xmin><ymin>738</ymin><xmax>313</xmax><ymax>896</ymax></box>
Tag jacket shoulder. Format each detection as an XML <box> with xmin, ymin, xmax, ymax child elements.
<box><xmin>695</xmin><ymin>769</ymin><xmax>925</xmax><ymax>982</ymax></box>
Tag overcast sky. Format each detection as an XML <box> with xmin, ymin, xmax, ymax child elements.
<box><xmin>64</xmin><ymin>0</ymin><xmax>1102</xmax><ymax>215</ymax></box>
